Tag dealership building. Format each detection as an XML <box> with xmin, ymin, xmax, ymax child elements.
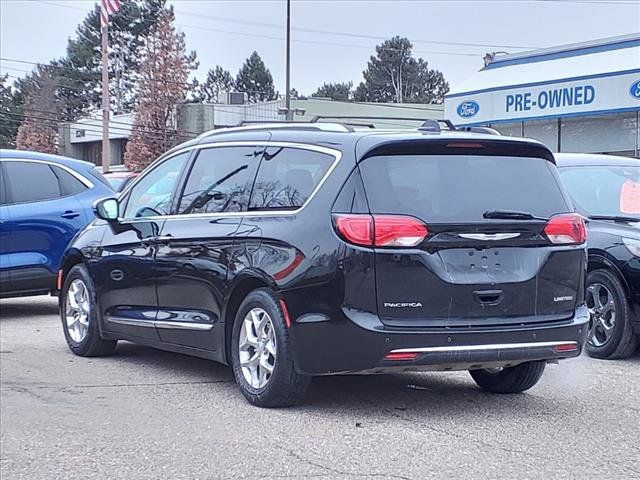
<box><xmin>445</xmin><ymin>34</ymin><xmax>640</xmax><ymax>157</ymax></box>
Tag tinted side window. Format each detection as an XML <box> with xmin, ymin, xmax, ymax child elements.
<box><xmin>178</xmin><ymin>146</ymin><xmax>261</xmax><ymax>214</ymax></box>
<box><xmin>4</xmin><ymin>161</ymin><xmax>61</xmax><ymax>203</ymax></box>
<box><xmin>249</xmin><ymin>147</ymin><xmax>334</xmax><ymax>211</ymax></box>
<box><xmin>123</xmin><ymin>152</ymin><xmax>190</xmax><ymax>218</ymax></box>
<box><xmin>52</xmin><ymin>166</ymin><xmax>87</xmax><ymax>196</ymax></box>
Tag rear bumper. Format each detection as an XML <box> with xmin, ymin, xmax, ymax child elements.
<box><xmin>290</xmin><ymin>304</ymin><xmax>589</xmax><ymax>375</ymax></box>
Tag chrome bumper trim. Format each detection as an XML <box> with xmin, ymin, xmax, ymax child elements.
<box><xmin>390</xmin><ymin>341</ymin><xmax>578</xmax><ymax>354</ymax></box>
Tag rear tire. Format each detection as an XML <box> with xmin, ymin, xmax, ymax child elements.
<box><xmin>231</xmin><ymin>288</ymin><xmax>310</xmax><ymax>407</ymax></box>
<box><xmin>585</xmin><ymin>269</ymin><xmax>638</xmax><ymax>360</ymax></box>
<box><xmin>469</xmin><ymin>361</ymin><xmax>546</xmax><ymax>393</ymax></box>
<box><xmin>60</xmin><ymin>264</ymin><xmax>117</xmax><ymax>357</ymax></box>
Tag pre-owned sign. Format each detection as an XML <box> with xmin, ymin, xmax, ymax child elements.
<box><xmin>445</xmin><ymin>70</ymin><xmax>640</xmax><ymax>125</ymax></box>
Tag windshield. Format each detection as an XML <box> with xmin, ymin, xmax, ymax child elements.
<box><xmin>359</xmin><ymin>154</ymin><xmax>570</xmax><ymax>223</ymax></box>
<box><xmin>559</xmin><ymin>165</ymin><xmax>640</xmax><ymax>219</ymax></box>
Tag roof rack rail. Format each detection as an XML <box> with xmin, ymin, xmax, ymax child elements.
<box><xmin>311</xmin><ymin>115</ymin><xmax>466</xmax><ymax>133</ymax></box>
<box><xmin>196</xmin><ymin>122</ymin><xmax>352</xmax><ymax>140</ymax></box>
<box><xmin>194</xmin><ymin>119</ymin><xmax>502</xmax><ymax>140</ymax></box>
<box><xmin>311</xmin><ymin>115</ymin><xmax>452</xmax><ymax>126</ymax></box>
<box><xmin>457</xmin><ymin>126</ymin><xmax>501</xmax><ymax>135</ymax></box>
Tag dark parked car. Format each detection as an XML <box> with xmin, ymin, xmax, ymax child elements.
<box><xmin>58</xmin><ymin>123</ymin><xmax>588</xmax><ymax>407</ymax></box>
<box><xmin>103</xmin><ymin>170</ymin><xmax>139</xmax><ymax>192</ymax></box>
<box><xmin>0</xmin><ymin>150</ymin><xmax>114</xmax><ymax>298</ymax></box>
<box><xmin>556</xmin><ymin>153</ymin><xmax>639</xmax><ymax>359</ymax></box>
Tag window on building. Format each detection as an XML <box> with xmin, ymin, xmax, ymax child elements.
<box><xmin>491</xmin><ymin>122</ymin><xmax>522</xmax><ymax>138</ymax></box>
<box><xmin>524</xmin><ymin>120</ymin><xmax>559</xmax><ymax>152</ymax></box>
<box><xmin>561</xmin><ymin>112</ymin><xmax>638</xmax><ymax>154</ymax></box>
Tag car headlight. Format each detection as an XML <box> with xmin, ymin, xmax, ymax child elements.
<box><xmin>623</xmin><ymin>238</ymin><xmax>640</xmax><ymax>257</ymax></box>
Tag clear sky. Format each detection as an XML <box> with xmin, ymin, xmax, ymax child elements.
<box><xmin>1</xmin><ymin>0</ymin><xmax>639</xmax><ymax>96</ymax></box>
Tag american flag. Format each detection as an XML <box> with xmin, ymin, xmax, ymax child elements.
<box><xmin>101</xmin><ymin>0</ymin><xmax>121</xmax><ymax>28</ymax></box>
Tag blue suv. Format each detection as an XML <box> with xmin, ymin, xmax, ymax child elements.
<box><xmin>0</xmin><ymin>150</ymin><xmax>114</xmax><ymax>298</ymax></box>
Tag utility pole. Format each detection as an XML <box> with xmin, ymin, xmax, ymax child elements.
<box><xmin>115</xmin><ymin>50</ymin><xmax>122</xmax><ymax>115</ymax></box>
<box><xmin>284</xmin><ymin>0</ymin><xmax>292</xmax><ymax>121</ymax></box>
<box><xmin>101</xmin><ymin>20</ymin><xmax>111</xmax><ymax>173</ymax></box>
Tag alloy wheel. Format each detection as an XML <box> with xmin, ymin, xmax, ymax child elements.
<box><xmin>586</xmin><ymin>283</ymin><xmax>616</xmax><ymax>347</ymax></box>
<box><xmin>65</xmin><ymin>279</ymin><xmax>90</xmax><ymax>343</ymax></box>
<box><xmin>238</xmin><ymin>308</ymin><xmax>277</xmax><ymax>389</ymax></box>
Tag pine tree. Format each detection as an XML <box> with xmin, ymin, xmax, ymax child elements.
<box><xmin>235</xmin><ymin>52</ymin><xmax>277</xmax><ymax>103</ymax></box>
<box><xmin>311</xmin><ymin>82</ymin><xmax>353</xmax><ymax>101</ymax></box>
<box><xmin>354</xmin><ymin>37</ymin><xmax>449</xmax><ymax>104</ymax></box>
<box><xmin>15</xmin><ymin>66</ymin><xmax>59</xmax><ymax>153</ymax></box>
<box><xmin>193</xmin><ymin>66</ymin><xmax>236</xmax><ymax>103</ymax></box>
<box><xmin>0</xmin><ymin>75</ymin><xmax>23</xmax><ymax>148</ymax></box>
<box><xmin>123</xmin><ymin>9</ymin><xmax>197</xmax><ymax>171</ymax></box>
<box><xmin>57</xmin><ymin>0</ymin><xmax>167</xmax><ymax>120</ymax></box>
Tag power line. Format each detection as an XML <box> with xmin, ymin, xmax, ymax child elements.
<box><xmin>0</xmin><ymin>58</ymin><xmax>279</xmax><ymax>96</ymax></box>
<box><xmin>32</xmin><ymin>1</ymin><xmax>500</xmax><ymax>58</ymax></box>
<box><xmin>35</xmin><ymin>0</ymin><xmax>539</xmax><ymax>51</ymax></box>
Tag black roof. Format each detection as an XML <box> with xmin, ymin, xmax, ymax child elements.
<box><xmin>158</xmin><ymin>123</ymin><xmax>561</xmax><ymax>165</ymax></box>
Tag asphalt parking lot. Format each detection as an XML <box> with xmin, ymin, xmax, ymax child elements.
<box><xmin>1</xmin><ymin>295</ymin><xmax>639</xmax><ymax>480</ymax></box>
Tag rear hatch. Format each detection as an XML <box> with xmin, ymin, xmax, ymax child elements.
<box><xmin>342</xmin><ymin>140</ymin><xmax>585</xmax><ymax>328</ymax></box>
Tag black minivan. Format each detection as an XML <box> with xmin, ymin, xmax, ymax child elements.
<box><xmin>58</xmin><ymin>122</ymin><xmax>588</xmax><ymax>407</ymax></box>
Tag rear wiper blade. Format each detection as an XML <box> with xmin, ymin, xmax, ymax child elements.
<box><xmin>483</xmin><ymin>210</ymin><xmax>546</xmax><ymax>221</ymax></box>
<box><xmin>589</xmin><ymin>215</ymin><xmax>640</xmax><ymax>223</ymax></box>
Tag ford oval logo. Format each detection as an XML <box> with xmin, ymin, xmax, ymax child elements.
<box><xmin>630</xmin><ymin>79</ymin><xmax>640</xmax><ymax>100</ymax></box>
<box><xmin>457</xmin><ymin>100</ymin><xmax>480</xmax><ymax>118</ymax></box>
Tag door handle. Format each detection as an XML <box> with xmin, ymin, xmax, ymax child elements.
<box><xmin>61</xmin><ymin>210</ymin><xmax>80</xmax><ymax>219</ymax></box>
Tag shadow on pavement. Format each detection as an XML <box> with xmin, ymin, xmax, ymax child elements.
<box><xmin>100</xmin><ymin>341</ymin><xmax>572</xmax><ymax>417</ymax></box>
<box><xmin>0</xmin><ymin>298</ymin><xmax>59</xmax><ymax>319</ymax></box>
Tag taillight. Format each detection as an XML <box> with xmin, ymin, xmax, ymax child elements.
<box><xmin>333</xmin><ymin>214</ymin><xmax>373</xmax><ymax>246</ymax></box>
<box><xmin>374</xmin><ymin>215</ymin><xmax>428</xmax><ymax>247</ymax></box>
<box><xmin>333</xmin><ymin>214</ymin><xmax>428</xmax><ymax>247</ymax></box>
<box><xmin>544</xmin><ymin>213</ymin><xmax>586</xmax><ymax>245</ymax></box>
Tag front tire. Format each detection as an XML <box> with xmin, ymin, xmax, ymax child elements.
<box><xmin>585</xmin><ymin>269</ymin><xmax>638</xmax><ymax>360</ymax></box>
<box><xmin>60</xmin><ymin>264</ymin><xmax>117</xmax><ymax>357</ymax></box>
<box><xmin>469</xmin><ymin>361</ymin><xmax>546</xmax><ymax>393</ymax></box>
<box><xmin>231</xmin><ymin>288</ymin><xmax>310</xmax><ymax>407</ymax></box>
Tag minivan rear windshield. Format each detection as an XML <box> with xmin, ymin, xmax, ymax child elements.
<box><xmin>359</xmin><ymin>155</ymin><xmax>569</xmax><ymax>223</ymax></box>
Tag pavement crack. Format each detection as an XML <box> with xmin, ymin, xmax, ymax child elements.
<box><xmin>349</xmin><ymin>388</ymin><xmax>545</xmax><ymax>461</ymax></box>
<box><xmin>282</xmin><ymin>446</ymin><xmax>413</xmax><ymax>480</ymax></box>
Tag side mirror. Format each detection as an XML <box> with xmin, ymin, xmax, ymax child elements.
<box><xmin>94</xmin><ymin>197</ymin><xmax>119</xmax><ymax>222</ymax></box>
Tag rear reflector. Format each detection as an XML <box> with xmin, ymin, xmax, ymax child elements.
<box><xmin>553</xmin><ymin>343</ymin><xmax>579</xmax><ymax>353</ymax></box>
<box><xmin>544</xmin><ymin>213</ymin><xmax>586</xmax><ymax>245</ymax></box>
<box><xmin>57</xmin><ymin>270</ymin><xmax>63</xmax><ymax>290</ymax></box>
<box><xmin>383</xmin><ymin>352</ymin><xmax>420</xmax><ymax>361</ymax></box>
<box><xmin>279</xmin><ymin>299</ymin><xmax>292</xmax><ymax>328</ymax></box>
<box><xmin>333</xmin><ymin>214</ymin><xmax>428</xmax><ymax>248</ymax></box>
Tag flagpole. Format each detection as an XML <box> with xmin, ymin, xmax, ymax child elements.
<box><xmin>101</xmin><ymin>16</ymin><xmax>110</xmax><ymax>174</ymax></box>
